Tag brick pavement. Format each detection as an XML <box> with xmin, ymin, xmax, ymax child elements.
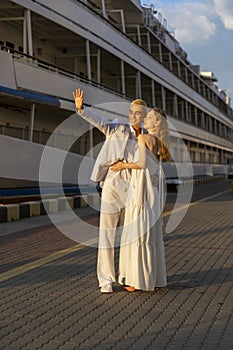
<box><xmin>0</xmin><ymin>180</ymin><xmax>232</xmax><ymax>350</ymax></box>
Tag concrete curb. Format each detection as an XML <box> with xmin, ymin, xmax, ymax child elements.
<box><xmin>0</xmin><ymin>193</ymin><xmax>101</xmax><ymax>223</ymax></box>
<box><xmin>0</xmin><ymin>175</ymin><xmax>227</xmax><ymax>223</ymax></box>
<box><xmin>166</xmin><ymin>174</ymin><xmax>227</xmax><ymax>191</ymax></box>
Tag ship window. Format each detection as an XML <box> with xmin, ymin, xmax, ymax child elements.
<box><xmin>5</xmin><ymin>41</ymin><xmax>14</xmax><ymax>53</ymax></box>
<box><xmin>177</xmin><ymin>96</ymin><xmax>185</xmax><ymax>120</ymax></box>
<box><xmin>165</xmin><ymin>89</ymin><xmax>176</xmax><ymax>117</ymax></box>
<box><xmin>6</xmin><ymin>41</ymin><xmax>14</xmax><ymax>49</ymax></box>
<box><xmin>18</xmin><ymin>46</ymin><xmax>24</xmax><ymax>53</ymax></box>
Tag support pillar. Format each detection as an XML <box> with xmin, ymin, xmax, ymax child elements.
<box><xmin>136</xmin><ymin>25</ymin><xmax>141</xmax><ymax>46</ymax></box>
<box><xmin>136</xmin><ymin>71</ymin><xmax>141</xmax><ymax>99</ymax></box>
<box><xmin>120</xmin><ymin>10</ymin><xmax>126</xmax><ymax>33</ymax></box>
<box><xmin>174</xmin><ymin>94</ymin><xmax>178</xmax><ymax>118</ymax></box>
<box><xmin>161</xmin><ymin>86</ymin><xmax>166</xmax><ymax>111</ymax></box>
<box><xmin>97</xmin><ymin>49</ymin><xmax>101</xmax><ymax>84</ymax></box>
<box><xmin>29</xmin><ymin>103</ymin><xmax>35</xmax><ymax>142</ymax></box>
<box><xmin>121</xmin><ymin>60</ymin><xmax>125</xmax><ymax>95</ymax></box>
<box><xmin>151</xmin><ymin>80</ymin><xmax>155</xmax><ymax>106</ymax></box>
<box><xmin>101</xmin><ymin>0</ymin><xmax>106</xmax><ymax>18</ymax></box>
<box><xmin>86</xmin><ymin>39</ymin><xmax>91</xmax><ymax>80</ymax></box>
<box><xmin>147</xmin><ymin>32</ymin><xmax>151</xmax><ymax>53</ymax></box>
<box><xmin>89</xmin><ymin>126</ymin><xmax>93</xmax><ymax>159</ymax></box>
<box><xmin>23</xmin><ymin>10</ymin><xmax>27</xmax><ymax>54</ymax></box>
<box><xmin>26</xmin><ymin>9</ymin><xmax>33</xmax><ymax>56</ymax></box>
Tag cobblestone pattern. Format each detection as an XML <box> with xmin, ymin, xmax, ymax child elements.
<box><xmin>0</xmin><ymin>181</ymin><xmax>232</xmax><ymax>350</ymax></box>
<box><xmin>0</xmin><ymin>213</ymin><xmax>99</xmax><ymax>274</ymax></box>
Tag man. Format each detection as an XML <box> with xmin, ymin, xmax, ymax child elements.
<box><xmin>73</xmin><ymin>88</ymin><xmax>147</xmax><ymax>293</ymax></box>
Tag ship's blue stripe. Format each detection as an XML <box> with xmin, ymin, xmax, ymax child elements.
<box><xmin>0</xmin><ymin>187</ymin><xmax>81</xmax><ymax>197</ymax></box>
<box><xmin>0</xmin><ymin>85</ymin><xmax>60</xmax><ymax>106</ymax></box>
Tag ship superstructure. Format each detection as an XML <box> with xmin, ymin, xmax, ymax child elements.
<box><xmin>0</xmin><ymin>0</ymin><xmax>233</xmax><ymax>188</ymax></box>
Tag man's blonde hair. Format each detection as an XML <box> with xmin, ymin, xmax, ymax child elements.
<box><xmin>131</xmin><ymin>99</ymin><xmax>147</xmax><ymax>108</ymax></box>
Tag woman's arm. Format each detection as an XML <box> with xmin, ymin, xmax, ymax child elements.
<box><xmin>110</xmin><ymin>135</ymin><xmax>147</xmax><ymax>171</ymax></box>
<box><xmin>110</xmin><ymin>161</ymin><xmax>141</xmax><ymax>171</ymax></box>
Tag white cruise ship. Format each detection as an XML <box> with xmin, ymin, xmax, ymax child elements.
<box><xmin>0</xmin><ymin>0</ymin><xmax>233</xmax><ymax>193</ymax></box>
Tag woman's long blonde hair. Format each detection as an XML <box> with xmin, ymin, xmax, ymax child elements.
<box><xmin>151</xmin><ymin>107</ymin><xmax>170</xmax><ymax>162</ymax></box>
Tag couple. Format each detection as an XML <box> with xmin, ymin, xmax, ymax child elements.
<box><xmin>73</xmin><ymin>89</ymin><xmax>169</xmax><ymax>293</ymax></box>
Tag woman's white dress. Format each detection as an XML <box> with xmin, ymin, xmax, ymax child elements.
<box><xmin>118</xmin><ymin>149</ymin><xmax>167</xmax><ymax>291</ymax></box>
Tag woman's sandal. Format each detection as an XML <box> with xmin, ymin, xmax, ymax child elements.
<box><xmin>124</xmin><ymin>285</ymin><xmax>136</xmax><ymax>292</ymax></box>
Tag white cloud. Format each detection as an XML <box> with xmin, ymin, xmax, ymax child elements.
<box><xmin>172</xmin><ymin>14</ymin><xmax>216</xmax><ymax>43</ymax></box>
<box><xmin>156</xmin><ymin>2</ymin><xmax>216</xmax><ymax>44</ymax></box>
<box><xmin>213</xmin><ymin>0</ymin><xmax>233</xmax><ymax>30</ymax></box>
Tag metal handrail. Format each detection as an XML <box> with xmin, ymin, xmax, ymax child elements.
<box><xmin>0</xmin><ymin>44</ymin><xmax>127</xmax><ymax>100</ymax></box>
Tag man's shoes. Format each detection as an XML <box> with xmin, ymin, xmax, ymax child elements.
<box><xmin>100</xmin><ymin>284</ymin><xmax>113</xmax><ymax>293</ymax></box>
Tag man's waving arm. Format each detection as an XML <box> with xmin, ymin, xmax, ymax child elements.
<box><xmin>73</xmin><ymin>88</ymin><xmax>112</xmax><ymax>135</ymax></box>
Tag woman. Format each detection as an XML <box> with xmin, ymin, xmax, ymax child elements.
<box><xmin>110</xmin><ymin>108</ymin><xmax>169</xmax><ymax>292</ymax></box>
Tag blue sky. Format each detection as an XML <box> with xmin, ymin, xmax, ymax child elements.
<box><xmin>140</xmin><ymin>0</ymin><xmax>233</xmax><ymax>106</ymax></box>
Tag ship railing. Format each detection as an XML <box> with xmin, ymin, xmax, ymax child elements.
<box><xmin>0</xmin><ymin>122</ymin><xmax>232</xmax><ymax>169</ymax></box>
<box><xmin>0</xmin><ymin>45</ymin><xmax>126</xmax><ymax>101</ymax></box>
<box><xmin>0</xmin><ymin>122</ymin><xmax>88</xmax><ymax>154</ymax></box>
<box><xmin>1</xmin><ymin>45</ymin><xmax>233</xmax><ymax>122</ymax></box>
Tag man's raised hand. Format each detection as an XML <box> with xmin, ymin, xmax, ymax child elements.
<box><xmin>73</xmin><ymin>88</ymin><xmax>84</xmax><ymax>113</ymax></box>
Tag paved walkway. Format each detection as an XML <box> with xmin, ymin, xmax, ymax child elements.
<box><xmin>0</xmin><ymin>180</ymin><xmax>233</xmax><ymax>350</ymax></box>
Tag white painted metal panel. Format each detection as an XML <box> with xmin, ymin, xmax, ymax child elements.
<box><xmin>13</xmin><ymin>59</ymin><xmax>126</xmax><ymax>106</ymax></box>
<box><xmin>0</xmin><ymin>51</ymin><xmax>17</xmax><ymax>89</ymax></box>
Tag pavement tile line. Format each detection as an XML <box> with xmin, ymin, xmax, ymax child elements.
<box><xmin>163</xmin><ymin>188</ymin><xmax>231</xmax><ymax>217</ymax></box>
<box><xmin>0</xmin><ymin>188</ymin><xmax>231</xmax><ymax>284</ymax></box>
<box><xmin>0</xmin><ymin>238</ymin><xmax>97</xmax><ymax>283</ymax></box>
